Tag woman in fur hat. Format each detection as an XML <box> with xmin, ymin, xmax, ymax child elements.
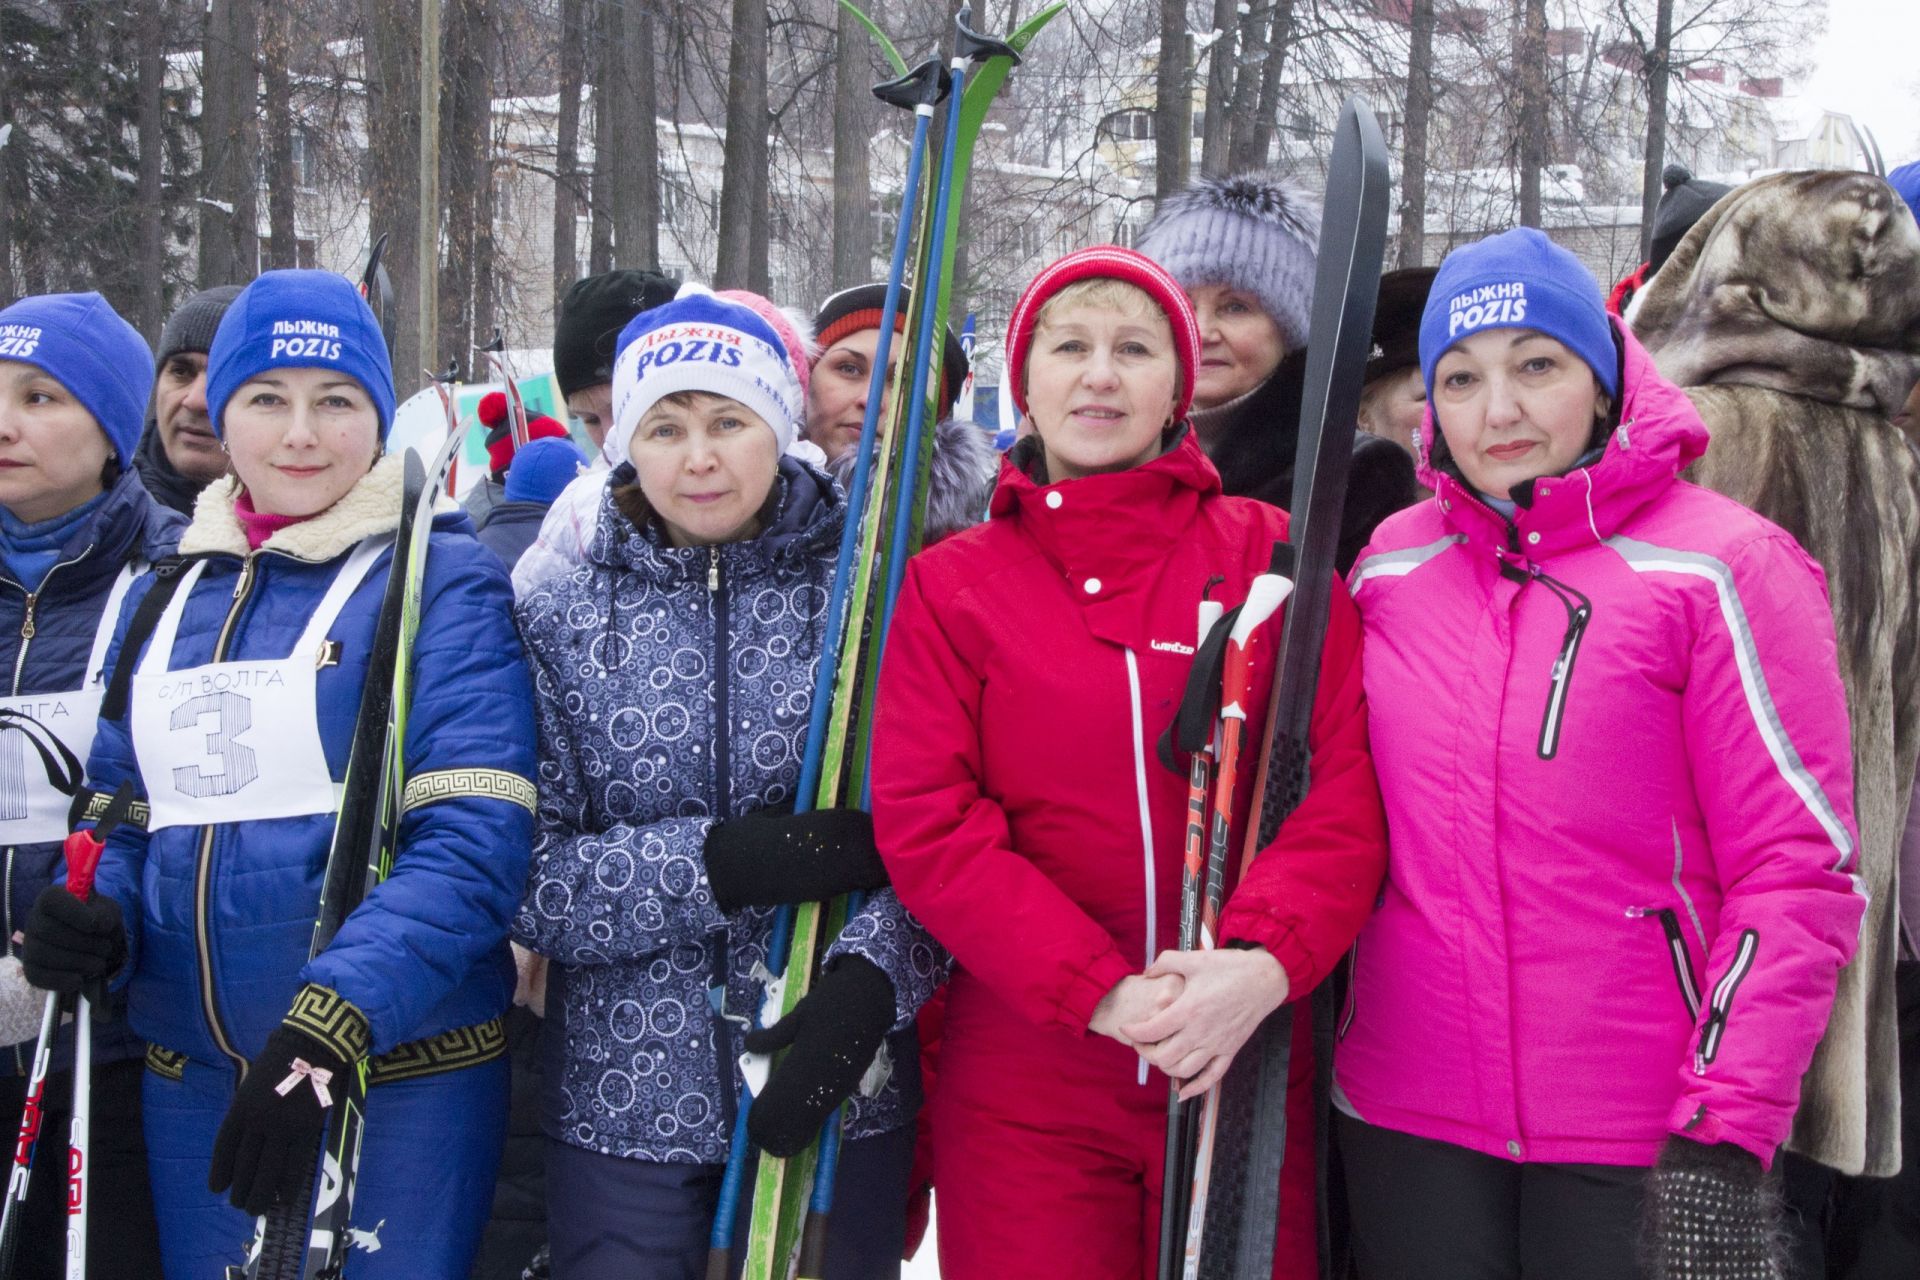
<box><xmin>869</xmin><ymin>246</ymin><xmax>1388</xmax><ymax>1279</ymax></box>
<box><xmin>21</xmin><ymin>269</ymin><xmax>538</xmax><ymax>1277</ymax></box>
<box><xmin>1137</xmin><ymin>172</ymin><xmax>1416</xmax><ymax>573</ymax></box>
<box><xmin>1630</xmin><ymin>168</ymin><xmax>1920</xmax><ymax>1277</ymax></box>
<box><xmin>1343</xmin><ymin>226</ymin><xmax>1863</xmax><ymax>1279</ymax></box>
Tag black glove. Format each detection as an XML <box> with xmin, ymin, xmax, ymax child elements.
<box><xmin>210</xmin><ymin>1022</ymin><xmax>351</xmax><ymax>1215</ymax></box>
<box><xmin>703</xmin><ymin>808</ymin><xmax>889</xmax><ymax>913</ymax></box>
<box><xmin>1642</xmin><ymin>1137</ymin><xmax>1785</xmax><ymax>1279</ymax></box>
<box><xmin>20</xmin><ymin>885</ymin><xmax>125</xmax><ymax>1002</ymax></box>
<box><xmin>743</xmin><ymin>955</ymin><xmax>895</xmax><ymax>1158</ymax></box>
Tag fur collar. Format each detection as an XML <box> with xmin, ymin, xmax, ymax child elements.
<box><xmin>179</xmin><ymin>454</ymin><xmax>409</xmax><ymax>561</ymax></box>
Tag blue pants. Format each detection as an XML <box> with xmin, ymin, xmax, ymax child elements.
<box><xmin>142</xmin><ymin>1054</ymin><xmax>508</xmax><ymax>1278</ymax></box>
<box><xmin>545</xmin><ymin>1124</ymin><xmax>915</xmax><ymax>1280</ymax></box>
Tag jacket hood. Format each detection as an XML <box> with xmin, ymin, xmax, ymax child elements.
<box><xmin>1629</xmin><ymin>170</ymin><xmax>1920</xmax><ymax>419</ymax></box>
<box><xmin>825</xmin><ymin>416</ymin><xmax>996</xmax><ymax>545</ymax></box>
<box><xmin>585</xmin><ymin>454</ymin><xmax>844</xmax><ymax>584</ymax></box>
<box><xmin>1419</xmin><ymin>319</ymin><xmax>1709</xmax><ymax>558</ymax></box>
<box><xmin>178</xmin><ymin>453</ymin><xmax>454</xmax><ymax>561</ymax></box>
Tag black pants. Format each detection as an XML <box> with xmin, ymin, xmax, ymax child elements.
<box><xmin>0</xmin><ymin>1055</ymin><xmax>161</xmax><ymax>1280</ymax></box>
<box><xmin>1338</xmin><ymin>1112</ymin><xmax>1645</xmax><ymax>1280</ymax></box>
<box><xmin>544</xmin><ymin>1123</ymin><xmax>916</xmax><ymax>1280</ymax></box>
<box><xmin>1780</xmin><ymin>957</ymin><xmax>1920</xmax><ymax>1279</ymax></box>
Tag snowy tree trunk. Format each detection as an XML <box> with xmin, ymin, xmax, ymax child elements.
<box><xmin>831</xmin><ymin>0</ymin><xmax>872</xmax><ymax>289</ymax></box>
<box><xmin>440</xmin><ymin>0</ymin><xmax>492</xmax><ymax>375</ymax></box>
<box><xmin>715</xmin><ymin>0</ymin><xmax>768</xmax><ymax>289</ymax></box>
<box><xmin>1638</xmin><ymin>0</ymin><xmax>1674</xmax><ymax>262</ymax></box>
<box><xmin>363</xmin><ymin>0</ymin><xmax>423</xmax><ymax>393</ymax></box>
<box><xmin>136</xmin><ymin>0</ymin><xmax>165</xmax><ymax>332</ymax></box>
<box><xmin>552</xmin><ymin>0</ymin><xmax>584</xmax><ymax>307</ymax></box>
<box><xmin>1515</xmin><ymin>0</ymin><xmax>1548</xmax><ymax>228</ymax></box>
<box><xmin>1397</xmin><ymin>0</ymin><xmax>1436</xmax><ymax>268</ymax></box>
<box><xmin>606</xmin><ymin>0</ymin><xmax>659</xmax><ymax>271</ymax></box>
<box><xmin>262</xmin><ymin>7</ymin><xmax>297</xmax><ymax>271</ymax></box>
<box><xmin>1199</xmin><ymin>0</ymin><xmax>1238</xmax><ymax>178</ymax></box>
<box><xmin>588</xmin><ymin>0</ymin><xmax>613</xmax><ymax>275</ymax></box>
<box><xmin>199</xmin><ymin>0</ymin><xmax>259</xmax><ymax>286</ymax></box>
<box><xmin>1154</xmin><ymin>0</ymin><xmax>1192</xmax><ymax>200</ymax></box>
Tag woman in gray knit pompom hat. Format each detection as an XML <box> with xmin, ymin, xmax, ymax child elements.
<box><xmin>1137</xmin><ymin>172</ymin><xmax>1321</xmax><ymax>415</ymax></box>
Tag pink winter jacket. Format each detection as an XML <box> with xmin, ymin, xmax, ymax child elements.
<box><xmin>1334</xmin><ymin>324</ymin><xmax>1865</xmax><ymax>1169</ymax></box>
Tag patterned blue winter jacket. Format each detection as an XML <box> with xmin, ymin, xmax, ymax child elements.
<box><xmin>513</xmin><ymin>459</ymin><xmax>948</xmax><ymax>1163</ymax></box>
<box><xmin>84</xmin><ymin>457</ymin><xmax>537</xmax><ymax>1076</ymax></box>
<box><xmin>1</xmin><ymin>470</ymin><xmax>182</xmax><ymax>1076</ymax></box>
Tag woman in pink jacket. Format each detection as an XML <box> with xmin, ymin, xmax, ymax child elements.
<box><xmin>1337</xmin><ymin>228</ymin><xmax>1864</xmax><ymax>1280</ymax></box>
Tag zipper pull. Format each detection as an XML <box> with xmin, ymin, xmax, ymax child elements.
<box><xmin>233</xmin><ymin>555</ymin><xmax>256</xmax><ymax>599</ymax></box>
<box><xmin>708</xmin><ymin>548</ymin><xmax>720</xmax><ymax>592</ymax></box>
<box><xmin>19</xmin><ymin>595</ymin><xmax>34</xmax><ymax>640</ymax></box>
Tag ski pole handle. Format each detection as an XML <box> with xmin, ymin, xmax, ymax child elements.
<box><xmin>1220</xmin><ymin>557</ymin><xmax>1296</xmax><ymax>718</ymax></box>
<box><xmin>62</xmin><ymin>828</ymin><xmax>108</xmax><ymax>904</ymax></box>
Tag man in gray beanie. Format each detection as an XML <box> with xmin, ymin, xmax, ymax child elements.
<box><xmin>1137</xmin><ymin>171</ymin><xmax>1415</xmax><ymax>573</ymax></box>
<box><xmin>134</xmin><ymin>284</ymin><xmax>243</xmax><ymax>514</ymax></box>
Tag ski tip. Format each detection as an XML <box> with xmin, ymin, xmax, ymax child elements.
<box><xmin>1268</xmin><ymin>541</ymin><xmax>1298</xmax><ymax>580</ymax></box>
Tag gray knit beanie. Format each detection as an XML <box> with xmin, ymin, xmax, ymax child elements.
<box><xmin>1137</xmin><ymin>172</ymin><xmax>1322</xmax><ymax>351</ymax></box>
<box><xmin>155</xmin><ymin>284</ymin><xmax>244</xmax><ymax>368</ymax></box>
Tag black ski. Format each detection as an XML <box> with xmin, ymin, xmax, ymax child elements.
<box><xmin>1193</xmin><ymin>96</ymin><xmax>1391</xmax><ymax>1280</ymax></box>
<box><xmin>236</xmin><ymin>419</ymin><xmax>469</xmax><ymax>1280</ymax></box>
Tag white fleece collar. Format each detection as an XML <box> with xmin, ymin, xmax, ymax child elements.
<box><xmin>179</xmin><ymin>454</ymin><xmax>419</xmax><ymax>561</ymax></box>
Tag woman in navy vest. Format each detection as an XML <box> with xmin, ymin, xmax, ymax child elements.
<box><xmin>0</xmin><ymin>291</ymin><xmax>173</xmax><ymax>1279</ymax></box>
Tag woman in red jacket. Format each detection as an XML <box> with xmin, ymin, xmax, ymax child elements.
<box><xmin>868</xmin><ymin>246</ymin><xmax>1388</xmax><ymax>1279</ymax></box>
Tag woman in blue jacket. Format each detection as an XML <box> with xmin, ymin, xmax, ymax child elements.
<box><xmin>514</xmin><ymin>289</ymin><xmax>946</xmax><ymax>1279</ymax></box>
<box><xmin>21</xmin><ymin>270</ymin><xmax>537</xmax><ymax>1277</ymax></box>
<box><xmin>0</xmin><ymin>292</ymin><xmax>174</xmax><ymax>1279</ymax></box>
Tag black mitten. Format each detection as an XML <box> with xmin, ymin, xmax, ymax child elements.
<box><xmin>703</xmin><ymin>808</ymin><xmax>889</xmax><ymax>913</ymax></box>
<box><xmin>20</xmin><ymin>885</ymin><xmax>125</xmax><ymax>1002</ymax></box>
<box><xmin>1641</xmin><ymin>1137</ymin><xmax>1785</xmax><ymax>1280</ymax></box>
<box><xmin>210</xmin><ymin>988</ymin><xmax>366</xmax><ymax>1216</ymax></box>
<box><xmin>743</xmin><ymin>955</ymin><xmax>895</xmax><ymax>1158</ymax></box>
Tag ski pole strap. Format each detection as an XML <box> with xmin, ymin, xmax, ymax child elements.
<box><xmin>99</xmin><ymin>557</ymin><xmax>193</xmax><ymax>722</ymax></box>
<box><xmin>1157</xmin><ymin>603</ymin><xmax>1241</xmax><ymax>773</ymax></box>
<box><xmin>0</xmin><ymin>708</ymin><xmax>84</xmax><ymax>797</ymax></box>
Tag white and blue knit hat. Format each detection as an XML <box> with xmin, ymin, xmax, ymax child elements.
<box><xmin>608</xmin><ymin>288</ymin><xmax>807</xmax><ymax>468</ymax></box>
<box><xmin>1137</xmin><ymin>172</ymin><xmax>1322</xmax><ymax>351</ymax></box>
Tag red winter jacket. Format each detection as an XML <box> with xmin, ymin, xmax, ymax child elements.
<box><xmin>870</xmin><ymin>430</ymin><xmax>1388</xmax><ymax>1040</ymax></box>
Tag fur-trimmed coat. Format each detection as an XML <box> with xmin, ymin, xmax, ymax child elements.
<box><xmin>1630</xmin><ymin>168</ymin><xmax>1920</xmax><ymax>1177</ymax></box>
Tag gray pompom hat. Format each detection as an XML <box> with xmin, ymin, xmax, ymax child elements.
<box><xmin>1137</xmin><ymin>172</ymin><xmax>1322</xmax><ymax>352</ymax></box>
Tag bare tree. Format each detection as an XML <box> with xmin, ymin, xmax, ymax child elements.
<box><xmin>200</xmin><ymin>0</ymin><xmax>260</xmax><ymax>285</ymax></box>
<box><xmin>440</xmin><ymin>0</ymin><xmax>493</xmax><ymax>372</ymax></box>
<box><xmin>830</xmin><ymin>0</ymin><xmax>873</xmax><ymax>288</ymax></box>
<box><xmin>262</xmin><ymin>7</ymin><xmax>299</xmax><ymax>270</ymax></box>
<box><xmin>1397</xmin><ymin>0</ymin><xmax>1437</xmax><ymax>266</ymax></box>
<box><xmin>1199</xmin><ymin>0</ymin><xmax>1238</xmax><ymax>176</ymax></box>
<box><xmin>363</xmin><ymin>0</ymin><xmax>423</xmax><ymax>393</ymax></box>
<box><xmin>716</xmin><ymin>0</ymin><xmax>769</xmax><ymax>288</ymax></box>
<box><xmin>589</xmin><ymin>0</ymin><xmax>613</xmax><ymax>274</ymax></box>
<box><xmin>1154</xmin><ymin>0</ymin><xmax>1191</xmax><ymax>199</ymax></box>
<box><xmin>552</xmin><ymin>0</ymin><xmax>586</xmax><ymax>304</ymax></box>
<box><xmin>1515</xmin><ymin>0</ymin><xmax>1549</xmax><ymax>227</ymax></box>
<box><xmin>136</xmin><ymin>0</ymin><xmax>167</xmax><ymax>331</ymax></box>
<box><xmin>606</xmin><ymin>0</ymin><xmax>661</xmax><ymax>269</ymax></box>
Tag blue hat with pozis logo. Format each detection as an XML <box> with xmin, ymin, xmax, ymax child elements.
<box><xmin>205</xmin><ymin>269</ymin><xmax>396</xmax><ymax>438</ymax></box>
<box><xmin>607</xmin><ymin>288</ymin><xmax>805</xmax><ymax>469</ymax></box>
<box><xmin>0</xmin><ymin>292</ymin><xmax>154</xmax><ymax>467</ymax></box>
<box><xmin>1419</xmin><ymin>227</ymin><xmax>1619</xmax><ymax>401</ymax></box>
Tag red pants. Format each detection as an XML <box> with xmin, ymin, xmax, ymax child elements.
<box><xmin>930</xmin><ymin>976</ymin><xmax>1317</xmax><ymax>1280</ymax></box>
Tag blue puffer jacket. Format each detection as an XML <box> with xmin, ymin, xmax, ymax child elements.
<box><xmin>1</xmin><ymin>469</ymin><xmax>182</xmax><ymax>1076</ymax></box>
<box><xmin>84</xmin><ymin>456</ymin><xmax>537</xmax><ymax>1073</ymax></box>
<box><xmin>513</xmin><ymin>459</ymin><xmax>948</xmax><ymax>1163</ymax></box>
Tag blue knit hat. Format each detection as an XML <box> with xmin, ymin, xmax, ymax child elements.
<box><xmin>1419</xmin><ymin>228</ymin><xmax>1618</xmax><ymax>400</ymax></box>
<box><xmin>1889</xmin><ymin>161</ymin><xmax>1920</xmax><ymax>226</ymax></box>
<box><xmin>206</xmin><ymin>269</ymin><xmax>396</xmax><ymax>437</ymax></box>
<box><xmin>504</xmin><ymin>436</ymin><xmax>587</xmax><ymax>506</ymax></box>
<box><xmin>0</xmin><ymin>292</ymin><xmax>153</xmax><ymax>466</ymax></box>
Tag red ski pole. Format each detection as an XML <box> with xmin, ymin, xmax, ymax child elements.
<box><xmin>1179</xmin><ymin>546</ymin><xmax>1293</xmax><ymax>1280</ymax></box>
